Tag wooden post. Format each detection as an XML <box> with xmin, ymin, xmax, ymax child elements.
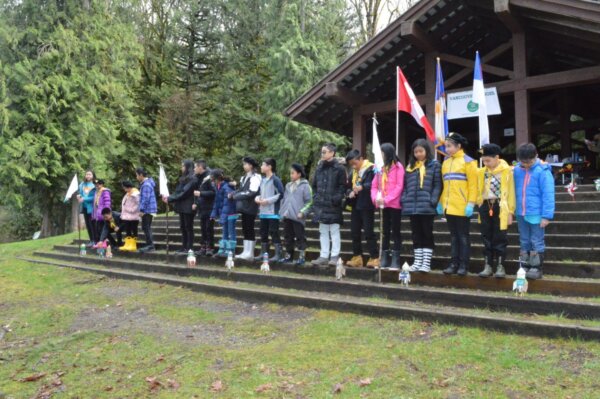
<box><xmin>559</xmin><ymin>89</ymin><xmax>572</xmax><ymax>158</ymax></box>
<box><xmin>513</xmin><ymin>32</ymin><xmax>530</xmax><ymax>146</ymax></box>
<box><xmin>352</xmin><ymin>107</ymin><xmax>367</xmax><ymax>155</ymax></box>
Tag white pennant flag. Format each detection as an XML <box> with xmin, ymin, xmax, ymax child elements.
<box><xmin>372</xmin><ymin>117</ymin><xmax>385</xmax><ymax>172</ymax></box>
<box><xmin>159</xmin><ymin>164</ymin><xmax>169</xmax><ymax>197</ymax></box>
<box><xmin>63</xmin><ymin>174</ymin><xmax>79</xmax><ymax>203</ymax></box>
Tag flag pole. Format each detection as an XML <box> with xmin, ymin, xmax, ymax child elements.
<box><xmin>395</xmin><ymin>66</ymin><xmax>399</xmax><ymax>153</ymax></box>
<box><xmin>374</xmin><ymin>112</ymin><xmax>384</xmax><ymax>284</ymax></box>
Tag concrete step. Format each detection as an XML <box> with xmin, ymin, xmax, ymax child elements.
<box><xmin>33</xmin><ymin>251</ymin><xmax>600</xmax><ymax>320</ymax></box>
<box><xmin>22</xmin><ymin>255</ymin><xmax>600</xmax><ymax>341</ymax></box>
<box><xmin>140</xmin><ymin>231</ymin><xmax>600</xmax><ymax>248</ymax></box>
<box><xmin>59</xmin><ymin>244</ymin><xmax>600</xmax><ymax>296</ymax></box>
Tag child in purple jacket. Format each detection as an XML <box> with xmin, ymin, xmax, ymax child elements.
<box><xmin>92</xmin><ymin>179</ymin><xmax>112</xmax><ymax>246</ymax></box>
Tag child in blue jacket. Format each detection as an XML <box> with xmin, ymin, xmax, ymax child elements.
<box><xmin>514</xmin><ymin>143</ymin><xmax>555</xmax><ymax>280</ymax></box>
<box><xmin>210</xmin><ymin>169</ymin><xmax>238</xmax><ymax>258</ymax></box>
<box><xmin>78</xmin><ymin>170</ymin><xmax>96</xmax><ymax>246</ymax></box>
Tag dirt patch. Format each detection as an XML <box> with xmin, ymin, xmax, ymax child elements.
<box><xmin>557</xmin><ymin>348</ymin><xmax>596</xmax><ymax>375</ymax></box>
<box><xmin>95</xmin><ymin>284</ymin><xmax>149</xmax><ymax>300</ymax></box>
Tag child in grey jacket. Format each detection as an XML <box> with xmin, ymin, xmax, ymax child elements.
<box><xmin>279</xmin><ymin>163</ymin><xmax>312</xmax><ymax>266</ymax></box>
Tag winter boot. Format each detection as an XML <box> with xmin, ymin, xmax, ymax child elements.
<box><xmin>295</xmin><ymin>250</ymin><xmax>306</xmax><ymax>266</ymax></box>
<box><xmin>457</xmin><ymin>262</ymin><xmax>468</xmax><ymax>276</ymax></box>
<box><xmin>270</xmin><ymin>243</ymin><xmax>283</xmax><ymax>263</ymax></box>
<box><xmin>443</xmin><ymin>261</ymin><xmax>459</xmax><ymax>275</ymax></box>
<box><xmin>214</xmin><ymin>239</ymin><xmax>226</xmax><ymax>257</ymax></box>
<box><xmin>380</xmin><ymin>250</ymin><xmax>392</xmax><ymax>269</ymax></box>
<box><xmin>255</xmin><ymin>243</ymin><xmax>269</xmax><ymax>261</ymax></box>
<box><xmin>478</xmin><ymin>256</ymin><xmax>493</xmax><ymax>278</ymax></box>
<box><xmin>346</xmin><ymin>255</ymin><xmax>364</xmax><ymax>268</ymax></box>
<box><xmin>225</xmin><ymin>240</ymin><xmax>237</xmax><ymax>258</ymax></box>
<box><xmin>366</xmin><ymin>257</ymin><xmax>380</xmax><ymax>268</ymax></box>
<box><xmin>526</xmin><ymin>253</ymin><xmax>543</xmax><ymax>280</ymax></box>
<box><xmin>494</xmin><ymin>256</ymin><xmax>506</xmax><ymax>278</ymax></box>
<box><xmin>235</xmin><ymin>240</ymin><xmax>249</xmax><ymax>259</ymax></box>
<box><xmin>518</xmin><ymin>252</ymin><xmax>530</xmax><ymax>270</ymax></box>
<box><xmin>389</xmin><ymin>250</ymin><xmax>402</xmax><ymax>270</ymax></box>
<box><xmin>409</xmin><ymin>248</ymin><xmax>423</xmax><ymax>272</ymax></box>
<box><xmin>419</xmin><ymin>248</ymin><xmax>433</xmax><ymax>273</ymax></box>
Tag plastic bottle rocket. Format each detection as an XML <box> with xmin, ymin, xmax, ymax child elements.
<box><xmin>225</xmin><ymin>251</ymin><xmax>234</xmax><ymax>272</ymax></box>
<box><xmin>105</xmin><ymin>244</ymin><xmax>113</xmax><ymax>259</ymax></box>
<box><xmin>97</xmin><ymin>240</ymin><xmax>107</xmax><ymax>258</ymax></box>
<box><xmin>260</xmin><ymin>252</ymin><xmax>270</xmax><ymax>274</ymax></box>
<box><xmin>513</xmin><ymin>267</ymin><xmax>528</xmax><ymax>296</ymax></box>
<box><xmin>79</xmin><ymin>243</ymin><xmax>87</xmax><ymax>256</ymax></box>
<box><xmin>187</xmin><ymin>249</ymin><xmax>196</xmax><ymax>267</ymax></box>
<box><xmin>399</xmin><ymin>262</ymin><xmax>411</xmax><ymax>286</ymax></box>
<box><xmin>335</xmin><ymin>257</ymin><xmax>346</xmax><ymax>280</ymax></box>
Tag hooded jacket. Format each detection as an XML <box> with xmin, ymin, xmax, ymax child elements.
<box><xmin>311</xmin><ymin>158</ymin><xmax>347</xmax><ymax>225</ymax></box>
<box><xmin>476</xmin><ymin>159</ymin><xmax>516</xmax><ymax>230</ymax></box>
<box><xmin>233</xmin><ymin>172</ymin><xmax>261</xmax><ymax>215</ymax></box>
<box><xmin>211</xmin><ymin>181</ymin><xmax>236</xmax><ymax>225</ymax></box>
<box><xmin>513</xmin><ymin>159</ymin><xmax>555</xmax><ymax>221</ymax></box>
<box><xmin>258</xmin><ymin>174</ymin><xmax>285</xmax><ymax>218</ymax></box>
<box><xmin>93</xmin><ymin>188</ymin><xmax>112</xmax><ymax>221</ymax></box>
<box><xmin>78</xmin><ymin>181</ymin><xmax>96</xmax><ymax>214</ymax></box>
<box><xmin>139</xmin><ymin>177</ymin><xmax>157</xmax><ymax>215</ymax></box>
<box><xmin>194</xmin><ymin>171</ymin><xmax>216</xmax><ymax>217</ymax></box>
<box><xmin>440</xmin><ymin>149</ymin><xmax>478</xmax><ymax>216</ymax></box>
<box><xmin>279</xmin><ymin>179</ymin><xmax>312</xmax><ymax>225</ymax></box>
<box><xmin>401</xmin><ymin>159</ymin><xmax>442</xmax><ymax>215</ymax></box>
<box><xmin>121</xmin><ymin>188</ymin><xmax>141</xmax><ymax>221</ymax></box>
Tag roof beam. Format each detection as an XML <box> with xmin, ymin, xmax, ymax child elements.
<box><xmin>509</xmin><ymin>0</ymin><xmax>600</xmax><ymax>25</ymax></box>
<box><xmin>494</xmin><ymin>0</ymin><xmax>524</xmax><ymax>33</ymax></box>
<box><xmin>400</xmin><ymin>20</ymin><xmax>438</xmax><ymax>53</ymax></box>
<box><xmin>325</xmin><ymin>82</ymin><xmax>371</xmax><ymax>106</ymax></box>
<box><xmin>445</xmin><ymin>40</ymin><xmax>513</xmax><ymax>88</ymax></box>
<box><xmin>440</xmin><ymin>53</ymin><xmax>514</xmax><ymax>78</ymax></box>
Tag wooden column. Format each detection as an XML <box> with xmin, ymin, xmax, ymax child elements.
<box><xmin>559</xmin><ymin>89</ymin><xmax>572</xmax><ymax>158</ymax></box>
<box><xmin>352</xmin><ymin>107</ymin><xmax>367</xmax><ymax>156</ymax></box>
<box><xmin>513</xmin><ymin>32</ymin><xmax>530</xmax><ymax>146</ymax></box>
<box><xmin>424</xmin><ymin>52</ymin><xmax>436</xmax><ymax>126</ymax></box>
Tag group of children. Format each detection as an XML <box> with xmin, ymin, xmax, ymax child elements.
<box><xmin>78</xmin><ymin>134</ymin><xmax>555</xmax><ymax>281</ymax></box>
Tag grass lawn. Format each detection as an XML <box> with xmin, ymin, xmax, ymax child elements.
<box><xmin>0</xmin><ymin>235</ymin><xmax>599</xmax><ymax>398</ymax></box>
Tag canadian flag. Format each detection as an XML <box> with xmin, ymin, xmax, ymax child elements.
<box><xmin>397</xmin><ymin>67</ymin><xmax>435</xmax><ymax>142</ymax></box>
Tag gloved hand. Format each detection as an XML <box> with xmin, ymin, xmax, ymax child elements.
<box><xmin>436</xmin><ymin>203</ymin><xmax>444</xmax><ymax>215</ymax></box>
<box><xmin>465</xmin><ymin>204</ymin><xmax>474</xmax><ymax>217</ymax></box>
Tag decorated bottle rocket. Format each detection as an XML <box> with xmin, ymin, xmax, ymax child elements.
<box><xmin>260</xmin><ymin>252</ymin><xmax>270</xmax><ymax>274</ymax></box>
<box><xmin>97</xmin><ymin>240</ymin><xmax>107</xmax><ymax>258</ymax></box>
<box><xmin>335</xmin><ymin>257</ymin><xmax>346</xmax><ymax>280</ymax></box>
<box><xmin>513</xmin><ymin>266</ymin><xmax>528</xmax><ymax>296</ymax></box>
<box><xmin>105</xmin><ymin>244</ymin><xmax>113</xmax><ymax>259</ymax></box>
<box><xmin>187</xmin><ymin>249</ymin><xmax>196</xmax><ymax>267</ymax></box>
<box><xmin>225</xmin><ymin>251</ymin><xmax>234</xmax><ymax>272</ymax></box>
<box><xmin>79</xmin><ymin>243</ymin><xmax>87</xmax><ymax>256</ymax></box>
<box><xmin>399</xmin><ymin>262</ymin><xmax>411</xmax><ymax>286</ymax></box>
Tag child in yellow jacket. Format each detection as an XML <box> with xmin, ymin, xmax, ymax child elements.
<box><xmin>476</xmin><ymin>144</ymin><xmax>516</xmax><ymax>278</ymax></box>
<box><xmin>437</xmin><ymin>132</ymin><xmax>478</xmax><ymax>276</ymax></box>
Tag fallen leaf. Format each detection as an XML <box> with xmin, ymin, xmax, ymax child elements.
<box><xmin>359</xmin><ymin>378</ymin><xmax>372</xmax><ymax>387</ymax></box>
<box><xmin>255</xmin><ymin>383</ymin><xmax>272</xmax><ymax>393</ymax></box>
<box><xmin>104</xmin><ymin>386</ymin><xmax>113</xmax><ymax>392</ymax></box>
<box><xmin>333</xmin><ymin>383</ymin><xmax>343</xmax><ymax>394</ymax></box>
<box><xmin>210</xmin><ymin>380</ymin><xmax>223</xmax><ymax>392</ymax></box>
<box><xmin>95</xmin><ymin>366</ymin><xmax>109</xmax><ymax>373</ymax></box>
<box><xmin>155</xmin><ymin>354</ymin><xmax>165</xmax><ymax>362</ymax></box>
<box><xmin>19</xmin><ymin>372</ymin><xmax>46</xmax><ymax>382</ymax></box>
<box><xmin>167</xmin><ymin>379</ymin><xmax>180</xmax><ymax>390</ymax></box>
<box><xmin>145</xmin><ymin>376</ymin><xmax>162</xmax><ymax>392</ymax></box>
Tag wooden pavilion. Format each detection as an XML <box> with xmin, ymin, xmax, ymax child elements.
<box><xmin>284</xmin><ymin>0</ymin><xmax>600</xmax><ymax>171</ymax></box>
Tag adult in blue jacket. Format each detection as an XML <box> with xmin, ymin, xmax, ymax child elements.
<box><xmin>513</xmin><ymin>143</ymin><xmax>555</xmax><ymax>280</ymax></box>
<box><xmin>78</xmin><ymin>170</ymin><xmax>96</xmax><ymax>246</ymax></box>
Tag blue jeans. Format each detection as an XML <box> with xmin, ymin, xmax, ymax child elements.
<box><xmin>516</xmin><ymin>216</ymin><xmax>545</xmax><ymax>253</ymax></box>
<box><xmin>222</xmin><ymin>216</ymin><xmax>237</xmax><ymax>242</ymax></box>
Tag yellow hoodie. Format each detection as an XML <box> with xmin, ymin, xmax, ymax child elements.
<box><xmin>476</xmin><ymin>159</ymin><xmax>516</xmax><ymax>230</ymax></box>
<box><xmin>440</xmin><ymin>149</ymin><xmax>478</xmax><ymax>216</ymax></box>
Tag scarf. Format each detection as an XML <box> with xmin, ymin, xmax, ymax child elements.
<box><xmin>352</xmin><ymin>160</ymin><xmax>373</xmax><ymax>188</ymax></box>
<box><xmin>406</xmin><ymin>161</ymin><xmax>426</xmax><ymax>188</ymax></box>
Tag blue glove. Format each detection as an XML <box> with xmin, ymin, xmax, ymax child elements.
<box><xmin>465</xmin><ymin>204</ymin><xmax>474</xmax><ymax>217</ymax></box>
<box><xmin>436</xmin><ymin>203</ymin><xmax>443</xmax><ymax>215</ymax></box>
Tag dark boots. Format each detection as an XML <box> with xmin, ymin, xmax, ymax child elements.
<box><xmin>380</xmin><ymin>250</ymin><xmax>392</xmax><ymax>269</ymax></box>
<box><xmin>389</xmin><ymin>250</ymin><xmax>401</xmax><ymax>270</ymax></box>
<box><xmin>443</xmin><ymin>261</ymin><xmax>459</xmax><ymax>275</ymax></box>
<box><xmin>526</xmin><ymin>252</ymin><xmax>544</xmax><ymax>280</ymax></box>
<box><xmin>255</xmin><ymin>243</ymin><xmax>269</xmax><ymax>262</ymax></box>
<box><xmin>269</xmin><ymin>243</ymin><xmax>283</xmax><ymax>263</ymax></box>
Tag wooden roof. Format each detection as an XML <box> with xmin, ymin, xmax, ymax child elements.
<box><xmin>284</xmin><ymin>0</ymin><xmax>600</xmax><ymax>136</ymax></box>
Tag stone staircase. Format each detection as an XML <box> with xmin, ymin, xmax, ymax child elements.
<box><xmin>25</xmin><ymin>185</ymin><xmax>600</xmax><ymax>340</ymax></box>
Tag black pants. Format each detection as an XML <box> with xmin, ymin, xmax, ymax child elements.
<box><xmin>260</xmin><ymin>218</ymin><xmax>281</xmax><ymax>245</ymax></box>
<box><xmin>198</xmin><ymin>214</ymin><xmax>215</xmax><ymax>247</ymax></box>
<box><xmin>446</xmin><ymin>214</ymin><xmax>470</xmax><ymax>267</ymax></box>
<box><xmin>241</xmin><ymin>213</ymin><xmax>256</xmax><ymax>241</ymax></box>
<box><xmin>99</xmin><ymin>225</ymin><xmax>122</xmax><ymax>248</ymax></box>
<box><xmin>83</xmin><ymin>211</ymin><xmax>95</xmax><ymax>242</ymax></box>
<box><xmin>351</xmin><ymin>208</ymin><xmax>378</xmax><ymax>257</ymax></box>
<box><xmin>382</xmin><ymin>208</ymin><xmax>402</xmax><ymax>251</ymax></box>
<box><xmin>179</xmin><ymin>212</ymin><xmax>195</xmax><ymax>250</ymax></box>
<box><xmin>95</xmin><ymin>220</ymin><xmax>105</xmax><ymax>243</ymax></box>
<box><xmin>283</xmin><ymin>218</ymin><xmax>306</xmax><ymax>254</ymax></box>
<box><xmin>141</xmin><ymin>214</ymin><xmax>154</xmax><ymax>247</ymax></box>
<box><xmin>410</xmin><ymin>214</ymin><xmax>435</xmax><ymax>249</ymax></box>
<box><xmin>122</xmin><ymin>220</ymin><xmax>139</xmax><ymax>237</ymax></box>
<box><xmin>478</xmin><ymin>201</ymin><xmax>508</xmax><ymax>259</ymax></box>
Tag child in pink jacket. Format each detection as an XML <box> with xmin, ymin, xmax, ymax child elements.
<box><xmin>120</xmin><ymin>180</ymin><xmax>140</xmax><ymax>251</ymax></box>
<box><xmin>371</xmin><ymin>143</ymin><xmax>405</xmax><ymax>269</ymax></box>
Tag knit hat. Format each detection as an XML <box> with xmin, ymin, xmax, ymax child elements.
<box><xmin>446</xmin><ymin>132</ymin><xmax>468</xmax><ymax>146</ymax></box>
<box><xmin>479</xmin><ymin>143</ymin><xmax>502</xmax><ymax>157</ymax></box>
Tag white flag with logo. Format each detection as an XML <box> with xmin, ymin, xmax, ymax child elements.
<box><xmin>64</xmin><ymin>174</ymin><xmax>79</xmax><ymax>203</ymax></box>
<box><xmin>159</xmin><ymin>164</ymin><xmax>169</xmax><ymax>197</ymax></box>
